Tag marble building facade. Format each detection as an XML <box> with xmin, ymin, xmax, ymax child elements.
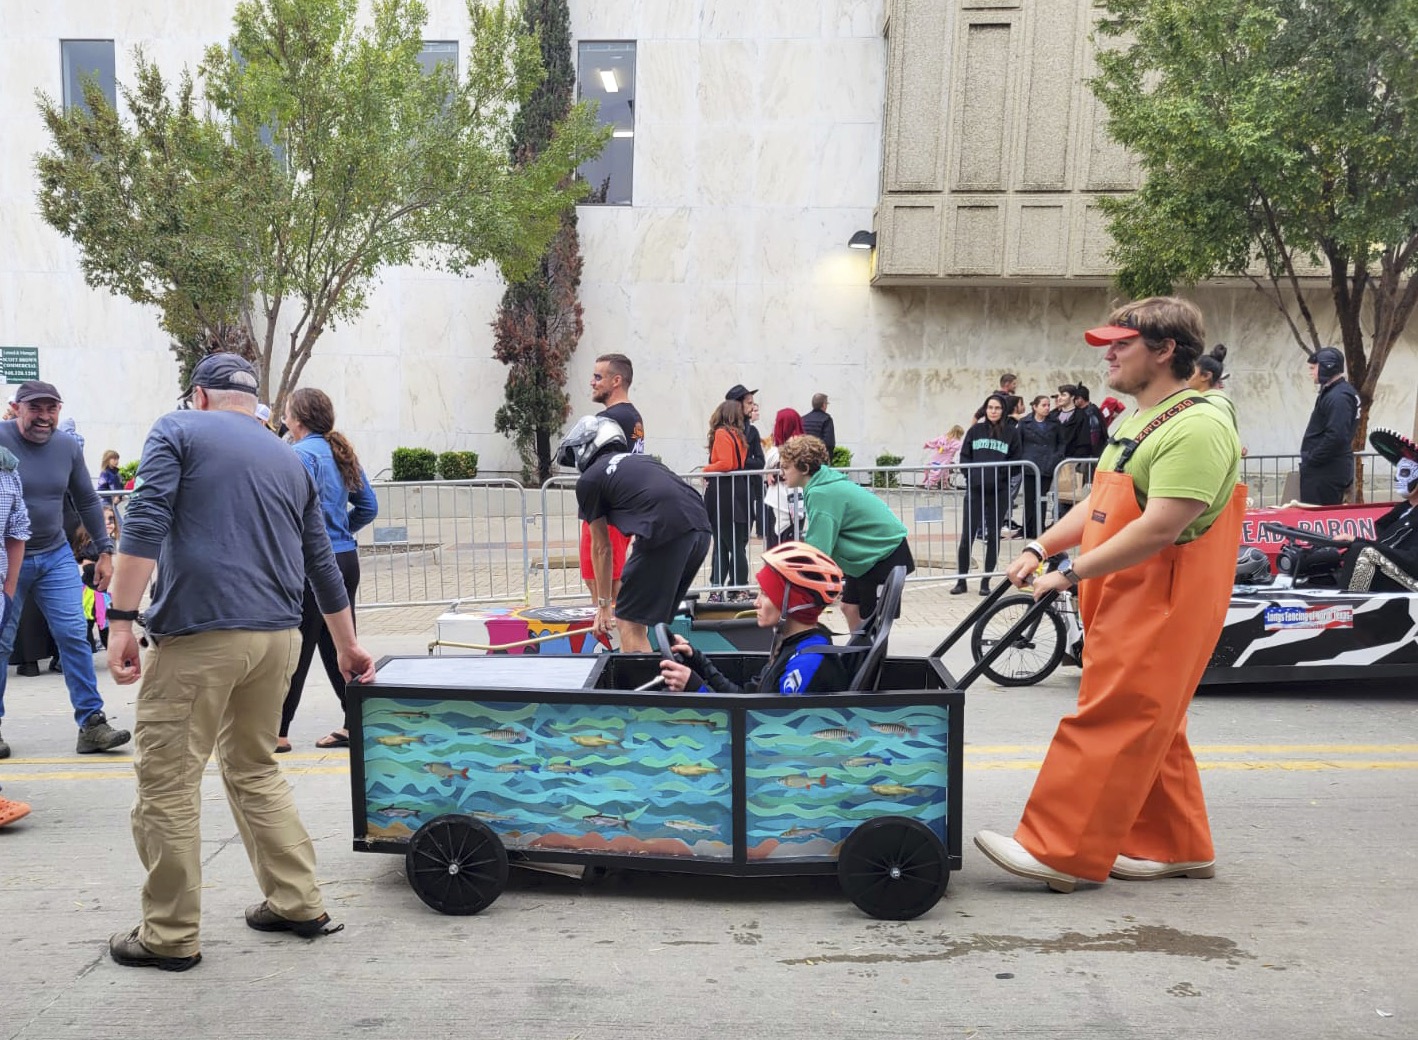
<box><xmin>1</xmin><ymin>0</ymin><xmax>1414</xmax><ymax>478</ymax></box>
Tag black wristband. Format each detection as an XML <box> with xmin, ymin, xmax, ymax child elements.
<box><xmin>107</xmin><ymin>608</ymin><xmax>141</xmax><ymax>622</ymax></box>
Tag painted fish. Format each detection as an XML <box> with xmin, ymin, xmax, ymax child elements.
<box><xmin>869</xmin><ymin>723</ymin><xmax>918</xmax><ymax>739</ymax></box>
<box><xmin>374</xmin><ymin>805</ymin><xmax>421</xmax><ymax>819</ymax></box>
<box><xmin>424</xmin><ymin>762</ymin><xmax>470</xmax><ymax>780</ymax></box>
<box><xmin>494</xmin><ymin>761</ymin><xmax>539</xmax><ymax>773</ymax></box>
<box><xmin>471</xmin><ymin>810</ymin><xmax>513</xmax><ymax>823</ymax></box>
<box><xmin>545</xmin><ymin>761</ymin><xmax>592</xmax><ymax>774</ymax></box>
<box><xmin>663</xmin><ymin>718</ymin><xmax>716</xmax><ymax>730</ymax></box>
<box><xmin>582</xmin><ymin>813</ymin><xmax>632</xmax><ymax>831</ymax></box>
<box><xmin>386</xmin><ymin>710</ymin><xmax>430</xmax><ymax>720</ymax></box>
<box><xmin>571</xmin><ymin>735</ymin><xmax>622</xmax><ymax>749</ymax></box>
<box><xmin>779</xmin><ymin>773</ymin><xmax>828</xmax><ymax>789</ymax></box>
<box><xmin>665</xmin><ymin>819</ymin><xmax>717</xmax><ymax>834</ymax></box>
<box><xmin>870</xmin><ymin>783</ymin><xmax>920</xmax><ymax>797</ymax></box>
<box><xmin>781</xmin><ymin>825</ymin><xmax>824</xmax><ymax>839</ymax></box>
<box><xmin>480</xmin><ymin>728</ymin><xmax>527</xmax><ymax>742</ymax></box>
<box><xmin>812</xmin><ymin>727</ymin><xmax>856</xmax><ymax>742</ymax></box>
<box><xmin>668</xmin><ymin>764</ymin><xmax>720</xmax><ymax>777</ymax></box>
<box><xmin>843</xmin><ymin>755</ymin><xmax>892</xmax><ymax>768</ymax></box>
<box><xmin>375</xmin><ymin>735</ymin><xmax>424</xmax><ymax>747</ymax></box>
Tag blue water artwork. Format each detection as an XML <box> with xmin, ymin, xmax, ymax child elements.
<box><xmin>361</xmin><ymin>697</ymin><xmax>734</xmax><ymax>859</ymax></box>
<box><xmin>744</xmin><ymin>705</ymin><xmax>949</xmax><ymax>860</ymax></box>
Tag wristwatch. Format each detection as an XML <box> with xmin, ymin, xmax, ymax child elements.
<box><xmin>596</xmin><ymin>598</ymin><xmax>611</xmax><ymax>608</ymax></box>
<box><xmin>107</xmin><ymin>608</ymin><xmax>141</xmax><ymax>622</ymax></box>
<box><xmin>1058</xmin><ymin>560</ymin><xmax>1082</xmax><ymax>586</ymax></box>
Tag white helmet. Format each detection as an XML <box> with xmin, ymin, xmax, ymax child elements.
<box><xmin>556</xmin><ymin>415</ymin><xmax>627</xmax><ymax>472</ymax></box>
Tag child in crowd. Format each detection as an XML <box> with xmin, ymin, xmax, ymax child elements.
<box><xmin>659</xmin><ymin>542</ymin><xmax>850</xmax><ymax>696</ymax></box>
<box><xmin>923</xmin><ymin>425</ymin><xmax>965</xmax><ymax>489</ymax></box>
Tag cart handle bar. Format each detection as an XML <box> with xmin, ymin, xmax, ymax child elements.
<box><xmin>929</xmin><ymin>579</ymin><xmax>1019</xmax><ymax>658</ymax></box>
<box><xmin>950</xmin><ymin>588</ymin><xmax>1061</xmax><ymax>692</ymax></box>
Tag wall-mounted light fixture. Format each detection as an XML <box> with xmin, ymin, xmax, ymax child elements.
<box><xmin>599</xmin><ymin>69</ymin><xmax>619</xmax><ymax>92</ymax></box>
<box><xmin>848</xmin><ymin>230</ymin><xmax>876</xmax><ymax>250</ymax></box>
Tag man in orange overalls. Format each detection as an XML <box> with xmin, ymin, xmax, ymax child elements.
<box><xmin>975</xmin><ymin>296</ymin><xmax>1244</xmax><ymax>893</ymax></box>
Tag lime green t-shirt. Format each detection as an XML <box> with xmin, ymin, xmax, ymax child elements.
<box><xmin>1097</xmin><ymin>393</ymin><xmax>1241</xmax><ymax>544</ymax></box>
<box><xmin>1202</xmin><ymin>388</ymin><xmax>1238</xmax><ymax>431</ymax></box>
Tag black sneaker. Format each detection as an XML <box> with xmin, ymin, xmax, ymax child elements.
<box><xmin>0</xmin><ymin>722</ymin><xmax>9</xmax><ymax>760</ymax></box>
<box><xmin>109</xmin><ymin>928</ymin><xmax>201</xmax><ymax>972</ymax></box>
<box><xmin>244</xmin><ymin>901</ymin><xmax>343</xmax><ymax>938</ymax></box>
<box><xmin>77</xmin><ymin>712</ymin><xmax>132</xmax><ymax>754</ymax></box>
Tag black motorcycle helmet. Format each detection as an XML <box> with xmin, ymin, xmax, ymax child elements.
<box><xmin>1235</xmin><ymin>546</ymin><xmax>1274</xmax><ymax>585</ymax></box>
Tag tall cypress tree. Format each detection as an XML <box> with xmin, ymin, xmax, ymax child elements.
<box><xmin>492</xmin><ymin>0</ymin><xmax>584</xmax><ymax>484</ymax></box>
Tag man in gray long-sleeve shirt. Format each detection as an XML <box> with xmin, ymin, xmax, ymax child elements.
<box><xmin>103</xmin><ymin>354</ymin><xmax>375</xmax><ymax>972</ymax></box>
<box><xmin>0</xmin><ymin>380</ymin><xmax>130</xmax><ymax>758</ymax></box>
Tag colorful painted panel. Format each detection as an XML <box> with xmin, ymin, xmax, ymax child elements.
<box><xmin>744</xmin><ymin>705</ymin><xmax>950</xmax><ymax>861</ymax></box>
<box><xmin>362</xmin><ymin>697</ymin><xmax>733</xmax><ymax>859</ymax></box>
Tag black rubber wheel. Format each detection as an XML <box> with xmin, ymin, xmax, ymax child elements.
<box><xmin>405</xmin><ymin>814</ymin><xmax>509</xmax><ymax>915</ymax></box>
<box><xmin>969</xmin><ymin>595</ymin><xmax>1067</xmax><ymax>687</ymax></box>
<box><xmin>837</xmin><ymin>816</ymin><xmax>949</xmax><ymax>920</ymax></box>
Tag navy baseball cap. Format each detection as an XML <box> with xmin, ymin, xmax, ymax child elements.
<box><xmin>14</xmin><ymin>381</ymin><xmax>63</xmax><ymax>404</ymax></box>
<box><xmin>187</xmin><ymin>353</ymin><xmax>259</xmax><ymax>395</ymax></box>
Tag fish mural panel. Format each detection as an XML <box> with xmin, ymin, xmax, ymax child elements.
<box><xmin>361</xmin><ymin>697</ymin><xmax>733</xmax><ymax>859</ymax></box>
<box><xmin>743</xmin><ymin>705</ymin><xmax>949</xmax><ymax>860</ymax></box>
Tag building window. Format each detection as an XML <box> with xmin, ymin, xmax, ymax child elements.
<box><xmin>61</xmin><ymin>40</ymin><xmax>116</xmax><ymax>115</ymax></box>
<box><xmin>577</xmin><ymin>41</ymin><xmax>635</xmax><ymax>205</ymax></box>
<box><xmin>418</xmin><ymin>40</ymin><xmax>458</xmax><ymax>77</ymax></box>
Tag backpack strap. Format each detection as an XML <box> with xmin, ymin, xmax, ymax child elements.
<box><xmin>1108</xmin><ymin>394</ymin><xmax>1210</xmax><ymax>473</ymax></box>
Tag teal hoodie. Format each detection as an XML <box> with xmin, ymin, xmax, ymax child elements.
<box><xmin>802</xmin><ymin>466</ymin><xmax>908</xmax><ymax>577</ymax></box>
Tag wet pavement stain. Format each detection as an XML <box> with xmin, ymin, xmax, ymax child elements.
<box><xmin>781</xmin><ymin>924</ymin><xmax>1254</xmax><ymax>966</ymax></box>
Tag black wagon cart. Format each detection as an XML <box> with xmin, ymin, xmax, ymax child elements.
<box><xmin>348</xmin><ymin>643</ymin><xmax>964</xmax><ymax>921</ymax></box>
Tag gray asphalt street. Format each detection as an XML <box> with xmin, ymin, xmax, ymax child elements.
<box><xmin>1</xmin><ymin>610</ymin><xmax>1414</xmax><ymax>1040</ymax></box>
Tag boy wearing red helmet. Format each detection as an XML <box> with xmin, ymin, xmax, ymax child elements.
<box><xmin>660</xmin><ymin>542</ymin><xmax>850</xmax><ymax>695</ymax></box>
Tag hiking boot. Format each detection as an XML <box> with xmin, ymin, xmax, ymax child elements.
<box><xmin>76</xmin><ymin>712</ymin><xmax>132</xmax><ymax>754</ymax></box>
<box><xmin>244</xmin><ymin>901</ymin><xmax>343</xmax><ymax>938</ymax></box>
<box><xmin>108</xmin><ymin>928</ymin><xmax>201</xmax><ymax>972</ymax></box>
<box><xmin>0</xmin><ymin>722</ymin><xmax>9</xmax><ymax>759</ymax></box>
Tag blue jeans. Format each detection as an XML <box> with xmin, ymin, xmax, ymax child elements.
<box><xmin>0</xmin><ymin>544</ymin><xmax>106</xmax><ymax>725</ymax></box>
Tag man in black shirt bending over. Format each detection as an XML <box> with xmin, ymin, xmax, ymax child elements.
<box><xmin>559</xmin><ymin>416</ymin><xmax>711</xmax><ymax>653</ymax></box>
<box><xmin>581</xmin><ymin>353</ymin><xmax>645</xmax><ymax>603</ymax></box>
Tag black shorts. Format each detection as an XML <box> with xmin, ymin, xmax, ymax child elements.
<box><xmin>615</xmin><ymin>530</ymin><xmax>712</xmax><ymax>628</ymax></box>
<box><xmin>842</xmin><ymin>539</ymin><xmax>915</xmax><ymax>619</ymax></box>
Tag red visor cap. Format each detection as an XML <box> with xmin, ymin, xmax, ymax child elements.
<box><xmin>1083</xmin><ymin>324</ymin><xmax>1143</xmax><ymax>346</ymax></box>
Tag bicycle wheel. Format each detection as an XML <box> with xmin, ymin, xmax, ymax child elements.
<box><xmin>969</xmin><ymin>595</ymin><xmax>1066</xmax><ymax>686</ymax></box>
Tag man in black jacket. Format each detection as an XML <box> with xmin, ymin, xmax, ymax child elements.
<box><xmin>1298</xmin><ymin>347</ymin><xmax>1360</xmax><ymax>505</ymax></box>
<box><xmin>1062</xmin><ymin>384</ymin><xmax>1105</xmax><ymax>461</ymax></box>
<box><xmin>801</xmin><ymin>393</ymin><xmax>836</xmax><ymax>459</ymax></box>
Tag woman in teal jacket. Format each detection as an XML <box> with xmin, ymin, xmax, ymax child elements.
<box><xmin>276</xmin><ymin>388</ymin><xmax>378</xmax><ymax>751</ymax></box>
<box><xmin>778</xmin><ymin>434</ymin><xmax>913</xmax><ymax>631</ymax></box>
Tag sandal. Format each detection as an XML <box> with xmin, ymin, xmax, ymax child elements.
<box><xmin>274</xmin><ymin>741</ymin><xmax>292</xmax><ymax>754</ymax></box>
<box><xmin>315</xmin><ymin>731</ymin><xmax>350</xmax><ymax>749</ymax></box>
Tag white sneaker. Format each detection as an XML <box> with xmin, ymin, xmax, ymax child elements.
<box><xmin>1110</xmin><ymin>854</ymin><xmax>1216</xmax><ymax>880</ymax></box>
<box><xmin>973</xmin><ymin>830</ymin><xmax>1080</xmax><ymax>893</ymax></box>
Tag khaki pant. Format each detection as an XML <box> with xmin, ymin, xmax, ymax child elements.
<box><xmin>130</xmin><ymin>628</ymin><xmax>324</xmax><ymax>956</ymax></box>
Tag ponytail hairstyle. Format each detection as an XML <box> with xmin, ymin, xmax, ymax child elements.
<box><xmin>287</xmin><ymin>387</ymin><xmax>364</xmax><ymax>492</ymax></box>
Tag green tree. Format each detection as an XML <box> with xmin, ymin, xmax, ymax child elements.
<box><xmin>35</xmin><ymin>0</ymin><xmax>606</xmax><ymax>420</ymax></box>
<box><xmin>1092</xmin><ymin>0</ymin><xmax>1418</xmax><ymax>464</ymax></box>
<box><xmin>491</xmin><ymin>0</ymin><xmax>585</xmax><ymax>485</ymax></box>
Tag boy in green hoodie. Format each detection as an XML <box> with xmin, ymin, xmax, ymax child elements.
<box><xmin>778</xmin><ymin>435</ymin><xmax>914</xmax><ymax>631</ymax></box>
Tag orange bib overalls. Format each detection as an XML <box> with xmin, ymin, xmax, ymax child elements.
<box><xmin>1015</xmin><ymin>429</ymin><xmax>1246</xmax><ymax>881</ymax></box>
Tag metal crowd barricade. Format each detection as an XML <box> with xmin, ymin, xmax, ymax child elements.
<box><xmin>355</xmin><ymin>479</ymin><xmax>530</xmax><ymax>608</ymax></box>
<box><xmin>540</xmin><ymin>467</ymin><xmax>770</xmax><ymax>604</ymax></box>
<box><xmin>1051</xmin><ymin>452</ymin><xmax>1396</xmax><ymax>515</ymax></box>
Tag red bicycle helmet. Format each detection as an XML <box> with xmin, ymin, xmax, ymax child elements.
<box><xmin>758</xmin><ymin>541</ymin><xmax>844</xmax><ymax>608</ymax></box>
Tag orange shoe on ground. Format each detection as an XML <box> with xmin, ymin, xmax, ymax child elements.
<box><xmin>0</xmin><ymin>797</ymin><xmax>32</xmax><ymax>827</ymax></box>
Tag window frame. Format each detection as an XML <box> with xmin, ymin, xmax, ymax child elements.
<box><xmin>60</xmin><ymin>38</ymin><xmax>117</xmax><ymax>115</ymax></box>
<box><xmin>575</xmin><ymin>39</ymin><xmax>637</xmax><ymax>207</ymax></box>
